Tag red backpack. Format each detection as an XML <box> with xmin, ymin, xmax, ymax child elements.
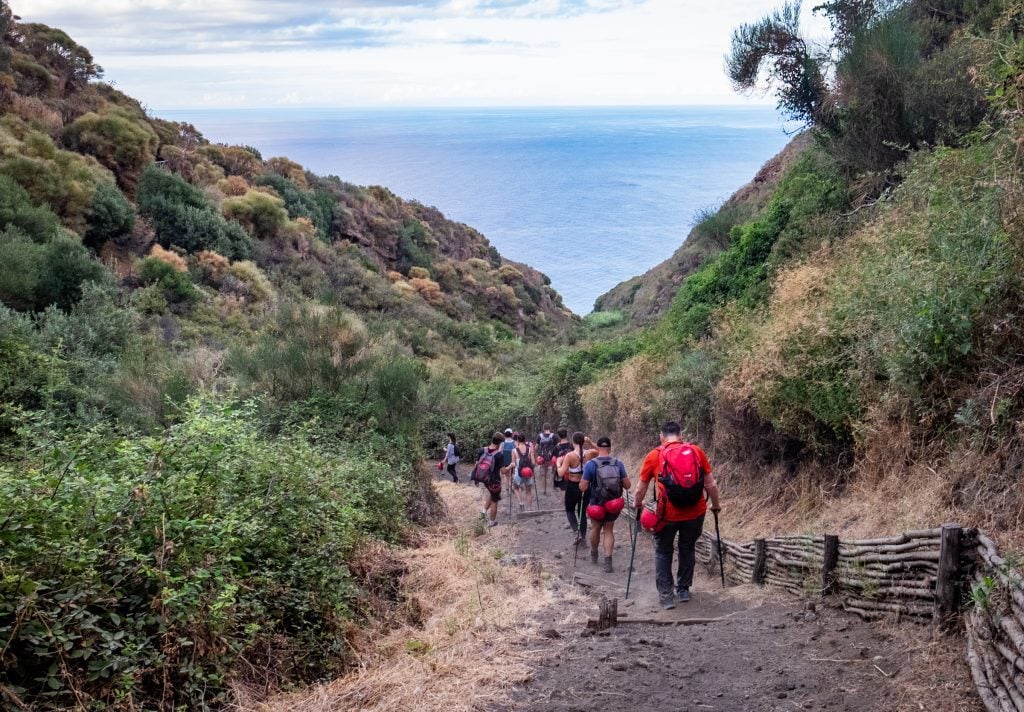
<box><xmin>657</xmin><ymin>443</ymin><xmax>705</xmax><ymax>508</ymax></box>
<box><xmin>472</xmin><ymin>449</ymin><xmax>502</xmax><ymax>493</ymax></box>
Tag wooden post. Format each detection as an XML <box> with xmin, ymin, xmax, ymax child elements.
<box><xmin>822</xmin><ymin>534</ymin><xmax>840</xmax><ymax>595</ymax></box>
<box><xmin>753</xmin><ymin>538</ymin><xmax>767</xmax><ymax>586</ymax></box>
<box><xmin>935</xmin><ymin>523</ymin><xmax>963</xmax><ymax>631</ymax></box>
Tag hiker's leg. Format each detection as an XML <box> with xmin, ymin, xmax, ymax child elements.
<box><xmin>603</xmin><ymin>520</ymin><xmax>615</xmax><ymax>557</ymax></box>
<box><xmin>654</xmin><ymin>521</ymin><xmax>680</xmax><ymax>600</ymax></box>
<box><xmin>578</xmin><ymin>486</ymin><xmax>589</xmax><ymax>539</ymax></box>
<box><xmin>447</xmin><ymin>463</ymin><xmax>458</xmax><ymax>483</ymax></box>
<box><xmin>676</xmin><ymin>515</ymin><xmax>706</xmax><ymax>592</ymax></box>
<box><xmin>564</xmin><ymin>482</ymin><xmax>581</xmax><ymax>533</ymax></box>
<box><xmin>588</xmin><ymin>520</ymin><xmax>601</xmax><ymax>554</ymax></box>
<box><xmin>525</xmin><ymin>482</ymin><xmax>534</xmax><ymax>507</ymax></box>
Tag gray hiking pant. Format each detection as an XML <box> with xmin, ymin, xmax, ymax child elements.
<box><xmin>654</xmin><ymin>515</ymin><xmax>705</xmax><ymax>598</ymax></box>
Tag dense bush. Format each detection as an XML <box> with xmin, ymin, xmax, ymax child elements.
<box><xmin>0</xmin><ymin>227</ymin><xmax>110</xmax><ymax>311</ymax></box>
<box><xmin>62</xmin><ymin>108</ymin><xmax>159</xmax><ymax>190</ymax></box>
<box><xmin>0</xmin><ymin>398</ymin><xmax>412</xmax><ymax>708</ymax></box>
<box><xmin>221</xmin><ymin>189</ymin><xmax>288</xmax><ymax>240</ymax></box>
<box><xmin>255</xmin><ymin>173</ymin><xmax>333</xmax><ymax>239</ymax></box>
<box><xmin>0</xmin><ymin>173</ymin><xmax>61</xmax><ymax>241</ymax></box>
<box><xmin>138</xmin><ymin>256</ymin><xmax>198</xmax><ymax>305</ymax></box>
<box><xmin>136</xmin><ymin>164</ymin><xmax>252</xmax><ymax>259</ymax></box>
<box><xmin>83</xmin><ymin>180</ymin><xmax>134</xmax><ymax>247</ymax></box>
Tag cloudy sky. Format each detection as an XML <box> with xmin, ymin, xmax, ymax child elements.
<box><xmin>12</xmin><ymin>0</ymin><xmax>829</xmax><ymax>108</ymax></box>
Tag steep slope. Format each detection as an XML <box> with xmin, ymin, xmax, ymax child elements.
<box><xmin>594</xmin><ymin>133</ymin><xmax>809</xmax><ymax>324</ymax></box>
<box><xmin>534</xmin><ymin>0</ymin><xmax>1024</xmax><ymax>548</ymax></box>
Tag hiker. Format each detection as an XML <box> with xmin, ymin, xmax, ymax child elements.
<box><xmin>444</xmin><ymin>432</ymin><xmax>460</xmax><ymax>483</ymax></box>
<box><xmin>580</xmin><ymin>436</ymin><xmax>630</xmax><ymax>572</ymax></box>
<box><xmin>552</xmin><ymin>427</ymin><xmax>572</xmax><ymax>491</ymax></box>
<box><xmin>632</xmin><ymin>421</ymin><xmax>720</xmax><ymax>609</ymax></box>
<box><xmin>511</xmin><ymin>431</ymin><xmax>536</xmax><ymax>511</ymax></box>
<box><xmin>472</xmin><ymin>432</ymin><xmax>510</xmax><ymax>527</ymax></box>
<box><xmin>557</xmin><ymin>431</ymin><xmax>598</xmax><ymax>543</ymax></box>
<box><xmin>501</xmin><ymin>428</ymin><xmax>517</xmax><ymax>493</ymax></box>
<box><xmin>536</xmin><ymin>423</ymin><xmax>558</xmax><ymax>495</ymax></box>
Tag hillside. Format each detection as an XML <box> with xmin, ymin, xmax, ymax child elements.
<box><xmin>535</xmin><ymin>0</ymin><xmax>1024</xmax><ymax>549</ymax></box>
<box><xmin>594</xmin><ymin>133</ymin><xmax>810</xmax><ymax>325</ymax></box>
<box><xmin>0</xmin><ymin>3</ymin><xmax>575</xmax><ymax>708</ymax></box>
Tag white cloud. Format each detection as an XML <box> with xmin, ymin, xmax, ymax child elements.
<box><xmin>12</xmin><ymin>0</ymin><xmax>831</xmax><ymax>107</ymax></box>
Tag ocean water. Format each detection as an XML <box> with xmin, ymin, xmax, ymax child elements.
<box><xmin>159</xmin><ymin>107</ymin><xmax>792</xmax><ymax>314</ymax></box>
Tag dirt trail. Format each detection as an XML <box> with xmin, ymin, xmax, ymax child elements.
<box><xmin>448</xmin><ymin>468</ymin><xmax>980</xmax><ymax>712</ymax></box>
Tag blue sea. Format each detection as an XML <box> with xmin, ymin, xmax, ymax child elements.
<box><xmin>159</xmin><ymin>107</ymin><xmax>792</xmax><ymax>314</ymax></box>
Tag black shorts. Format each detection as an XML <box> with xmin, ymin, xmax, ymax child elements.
<box><xmin>489</xmin><ymin>489</ymin><xmax>502</xmax><ymax>503</ymax></box>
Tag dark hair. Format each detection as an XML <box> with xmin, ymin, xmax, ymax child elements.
<box><xmin>543</xmin><ymin>422</ymin><xmax>551</xmax><ymax>430</ymax></box>
<box><xmin>516</xmin><ymin>432</ymin><xmax>526</xmax><ymax>443</ymax></box>
<box><xmin>571</xmin><ymin>431</ymin><xmax>585</xmax><ymax>461</ymax></box>
<box><xmin>661</xmin><ymin>421</ymin><xmax>682</xmax><ymax>437</ymax></box>
<box><xmin>557</xmin><ymin>427</ymin><xmax>568</xmax><ymax>439</ymax></box>
<box><xmin>492</xmin><ymin>432</ymin><xmax>504</xmax><ymax>446</ymax></box>
<box><xmin>447</xmin><ymin>432</ymin><xmax>456</xmax><ymax>443</ymax></box>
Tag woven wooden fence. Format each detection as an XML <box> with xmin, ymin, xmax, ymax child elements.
<box><xmin>684</xmin><ymin>523</ymin><xmax>1022</xmax><ymax>711</ymax></box>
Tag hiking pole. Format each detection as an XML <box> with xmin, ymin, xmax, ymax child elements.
<box><xmin>713</xmin><ymin>508</ymin><xmax>725</xmax><ymax>589</ymax></box>
<box><xmin>625</xmin><ymin>507</ymin><xmax>639</xmax><ymax>599</ymax></box>
<box><xmin>572</xmin><ymin>493</ymin><xmax>585</xmax><ymax>568</ymax></box>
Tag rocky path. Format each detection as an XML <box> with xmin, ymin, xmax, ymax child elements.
<box><xmin>443</xmin><ymin>468</ymin><xmax>980</xmax><ymax>712</ymax></box>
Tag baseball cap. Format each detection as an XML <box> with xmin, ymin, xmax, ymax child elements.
<box><xmin>597</xmin><ymin>436</ymin><xmax>611</xmax><ymax>448</ymax></box>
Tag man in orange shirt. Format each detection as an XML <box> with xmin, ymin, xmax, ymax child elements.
<box><xmin>633</xmin><ymin>421</ymin><xmax>721</xmax><ymax>609</ymax></box>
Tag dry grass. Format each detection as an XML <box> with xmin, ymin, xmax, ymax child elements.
<box><xmin>239</xmin><ymin>482</ymin><xmax>582</xmax><ymax>712</ymax></box>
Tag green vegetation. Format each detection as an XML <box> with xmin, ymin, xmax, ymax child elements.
<box><xmin>549</xmin><ymin>0</ymin><xmax>1024</xmax><ymax>531</ymax></box>
<box><xmin>0</xmin><ymin>5</ymin><xmax>573</xmax><ymax>706</ymax></box>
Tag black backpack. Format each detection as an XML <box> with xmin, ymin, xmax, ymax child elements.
<box><xmin>591</xmin><ymin>456</ymin><xmax>624</xmax><ymax>504</ymax></box>
<box><xmin>537</xmin><ymin>432</ymin><xmax>557</xmax><ymax>458</ymax></box>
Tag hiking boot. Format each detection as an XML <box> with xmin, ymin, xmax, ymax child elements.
<box><xmin>590</xmin><ymin>549</ymin><xmax>599</xmax><ymax>564</ymax></box>
<box><xmin>660</xmin><ymin>596</ymin><xmax>676</xmax><ymax>610</ymax></box>
<box><xmin>678</xmin><ymin>589</ymin><xmax>691</xmax><ymax>603</ymax></box>
<box><xmin>603</xmin><ymin>556</ymin><xmax>613</xmax><ymax>573</ymax></box>
<box><xmin>519</xmin><ymin>503</ymin><xmax>525</xmax><ymax>512</ymax></box>
<box><xmin>487</xmin><ymin>519</ymin><xmax>498</xmax><ymax>528</ymax></box>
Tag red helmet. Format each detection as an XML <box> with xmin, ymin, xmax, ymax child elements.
<box><xmin>536</xmin><ymin>456</ymin><xmax>546</xmax><ymax>465</ymax></box>
<box><xmin>520</xmin><ymin>467</ymin><xmax>533</xmax><ymax>479</ymax></box>
<box><xmin>586</xmin><ymin>504</ymin><xmax>607</xmax><ymax>521</ymax></box>
<box><xmin>640</xmin><ymin>508</ymin><xmax>664</xmax><ymax>533</ymax></box>
<box><xmin>437</xmin><ymin>461</ymin><xmax>444</xmax><ymax>471</ymax></box>
<box><xmin>604</xmin><ymin>497</ymin><xmax>625</xmax><ymax>516</ymax></box>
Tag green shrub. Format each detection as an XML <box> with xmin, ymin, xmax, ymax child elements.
<box><xmin>585</xmin><ymin>310</ymin><xmax>625</xmax><ymax>329</ymax></box>
<box><xmin>0</xmin><ymin>174</ymin><xmax>60</xmax><ymax>242</ymax></box>
<box><xmin>254</xmin><ymin>173</ymin><xmax>333</xmax><ymax>239</ymax></box>
<box><xmin>221</xmin><ymin>189</ymin><xmax>288</xmax><ymax>240</ymax></box>
<box><xmin>397</xmin><ymin>219</ymin><xmax>433</xmax><ymax>275</ymax></box>
<box><xmin>136</xmin><ymin>165</ymin><xmax>252</xmax><ymax>259</ymax></box>
<box><xmin>138</xmin><ymin>256</ymin><xmax>197</xmax><ymax>304</ymax></box>
<box><xmin>83</xmin><ymin>181</ymin><xmax>134</xmax><ymax>247</ymax></box>
<box><xmin>0</xmin><ymin>398</ymin><xmax>411</xmax><ymax>708</ymax></box>
<box><xmin>0</xmin><ymin>227</ymin><xmax>110</xmax><ymax>312</ymax></box>
<box><xmin>62</xmin><ymin>108</ymin><xmax>159</xmax><ymax>190</ymax></box>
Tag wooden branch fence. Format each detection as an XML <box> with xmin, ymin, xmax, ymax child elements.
<box><xmin>622</xmin><ymin>500</ymin><xmax>1022</xmax><ymax>711</ymax></box>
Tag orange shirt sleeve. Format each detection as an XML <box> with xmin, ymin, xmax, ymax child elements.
<box><xmin>639</xmin><ymin>448</ymin><xmax>660</xmax><ymax>483</ymax></box>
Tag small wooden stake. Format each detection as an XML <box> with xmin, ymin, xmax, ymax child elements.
<box><xmin>823</xmin><ymin>534</ymin><xmax>840</xmax><ymax>595</ymax></box>
<box><xmin>935</xmin><ymin>523</ymin><xmax>963</xmax><ymax>631</ymax></box>
<box><xmin>753</xmin><ymin>538</ymin><xmax>767</xmax><ymax>586</ymax></box>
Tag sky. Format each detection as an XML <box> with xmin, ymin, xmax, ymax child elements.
<box><xmin>12</xmin><ymin>0</ymin><xmax>830</xmax><ymax>108</ymax></box>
